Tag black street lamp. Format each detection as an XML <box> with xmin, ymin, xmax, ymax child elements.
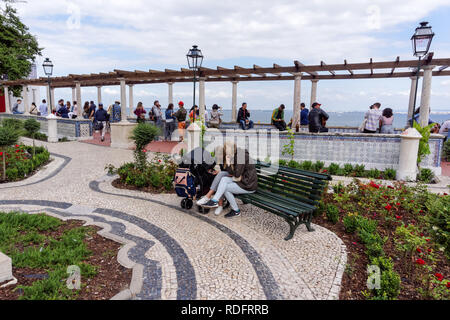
<box><xmin>410</xmin><ymin>22</ymin><xmax>434</xmax><ymax>124</ymax></box>
<box><xmin>42</xmin><ymin>57</ymin><xmax>54</xmax><ymax>114</ymax></box>
<box><xmin>186</xmin><ymin>45</ymin><xmax>203</xmax><ymax>123</ymax></box>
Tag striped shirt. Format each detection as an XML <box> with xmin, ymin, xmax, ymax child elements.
<box><xmin>364</xmin><ymin>109</ymin><xmax>382</xmax><ymax>131</ymax></box>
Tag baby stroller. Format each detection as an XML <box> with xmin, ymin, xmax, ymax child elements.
<box><xmin>174</xmin><ymin>147</ymin><xmax>228</xmax><ymax>214</ymax></box>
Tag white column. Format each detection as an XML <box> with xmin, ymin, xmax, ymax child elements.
<box><xmin>128</xmin><ymin>84</ymin><xmax>134</xmax><ymax>117</ymax></box>
<box><xmin>407</xmin><ymin>76</ymin><xmax>418</xmax><ymax>127</ymax></box>
<box><xmin>22</xmin><ymin>85</ymin><xmax>30</xmax><ymax>114</ymax></box>
<box><xmin>46</xmin><ymin>85</ymin><xmax>51</xmax><ymax>113</ymax></box>
<box><xmin>4</xmin><ymin>86</ymin><xmax>11</xmax><ymax>113</ymax></box>
<box><xmin>120</xmin><ymin>78</ymin><xmax>128</xmax><ymax>122</ymax></box>
<box><xmin>396</xmin><ymin>128</ymin><xmax>422</xmax><ymax>181</ymax></box>
<box><xmin>292</xmin><ymin>73</ymin><xmax>302</xmax><ymax>129</ymax></box>
<box><xmin>168</xmin><ymin>82</ymin><xmax>174</xmax><ymax>105</ymax></box>
<box><xmin>50</xmin><ymin>88</ymin><xmax>55</xmax><ymax>112</ymax></box>
<box><xmin>97</xmin><ymin>86</ymin><xmax>102</xmax><ymax>105</ymax></box>
<box><xmin>310</xmin><ymin>79</ymin><xmax>318</xmax><ymax>107</ymax></box>
<box><xmin>71</xmin><ymin>87</ymin><xmax>76</xmax><ymax>103</ymax></box>
<box><xmin>231</xmin><ymin>81</ymin><xmax>238</xmax><ymax>122</ymax></box>
<box><xmin>75</xmin><ymin>82</ymin><xmax>82</xmax><ymax>117</ymax></box>
<box><xmin>32</xmin><ymin>88</ymin><xmax>37</xmax><ymax>105</ymax></box>
<box><xmin>199</xmin><ymin>77</ymin><xmax>206</xmax><ymax>120</ymax></box>
<box><xmin>46</xmin><ymin>116</ymin><xmax>58</xmax><ymax>143</ymax></box>
<box><xmin>419</xmin><ymin>65</ymin><xmax>434</xmax><ymax>127</ymax></box>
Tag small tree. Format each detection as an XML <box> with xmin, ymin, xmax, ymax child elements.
<box><xmin>130</xmin><ymin>123</ymin><xmax>160</xmax><ymax>170</ymax></box>
<box><xmin>282</xmin><ymin>127</ymin><xmax>295</xmax><ymax>161</ymax></box>
<box><xmin>23</xmin><ymin>118</ymin><xmax>40</xmax><ymax>162</ymax></box>
<box><xmin>412</xmin><ymin>121</ymin><xmax>434</xmax><ymax>165</ymax></box>
<box><xmin>0</xmin><ymin>126</ymin><xmax>19</xmax><ymax>180</ymax></box>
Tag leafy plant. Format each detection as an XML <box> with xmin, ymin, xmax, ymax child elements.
<box><xmin>23</xmin><ymin>118</ymin><xmax>41</xmax><ymax>164</ymax></box>
<box><xmin>384</xmin><ymin>168</ymin><xmax>397</xmax><ymax>180</ymax></box>
<box><xmin>343</xmin><ymin>163</ymin><xmax>353</xmax><ymax>175</ymax></box>
<box><xmin>130</xmin><ymin>123</ymin><xmax>160</xmax><ymax>170</ymax></box>
<box><xmin>281</xmin><ymin>127</ymin><xmax>295</xmax><ymax>161</ymax></box>
<box><xmin>413</xmin><ymin>121</ymin><xmax>434</xmax><ymax>165</ymax></box>
<box><xmin>0</xmin><ymin>126</ymin><xmax>20</xmax><ymax>180</ymax></box>
<box><xmin>417</xmin><ymin>168</ymin><xmax>434</xmax><ymax>183</ymax></box>
<box><xmin>443</xmin><ymin>139</ymin><xmax>450</xmax><ymax>162</ymax></box>
<box><xmin>367</xmin><ymin>168</ymin><xmax>381</xmax><ymax>179</ymax></box>
<box><xmin>301</xmin><ymin>160</ymin><xmax>313</xmax><ymax>171</ymax></box>
<box><xmin>354</xmin><ymin>164</ymin><xmax>365</xmax><ymax>177</ymax></box>
<box><xmin>326</xmin><ymin>204</ymin><xmax>339</xmax><ymax>224</ymax></box>
<box><xmin>327</xmin><ymin>163</ymin><xmax>340</xmax><ymax>175</ymax></box>
<box><xmin>313</xmin><ymin>160</ymin><xmax>325</xmax><ymax>172</ymax></box>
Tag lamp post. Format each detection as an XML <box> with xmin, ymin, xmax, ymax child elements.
<box><xmin>410</xmin><ymin>22</ymin><xmax>434</xmax><ymax>125</ymax></box>
<box><xmin>42</xmin><ymin>58</ymin><xmax>54</xmax><ymax>114</ymax></box>
<box><xmin>186</xmin><ymin>45</ymin><xmax>203</xmax><ymax>123</ymax></box>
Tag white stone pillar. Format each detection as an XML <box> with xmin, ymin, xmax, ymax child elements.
<box><xmin>168</xmin><ymin>82</ymin><xmax>174</xmax><ymax>105</ymax></box>
<box><xmin>292</xmin><ymin>73</ymin><xmax>302</xmax><ymax>129</ymax></box>
<box><xmin>97</xmin><ymin>86</ymin><xmax>102</xmax><ymax>105</ymax></box>
<box><xmin>199</xmin><ymin>77</ymin><xmax>206</xmax><ymax>120</ymax></box>
<box><xmin>50</xmin><ymin>88</ymin><xmax>55</xmax><ymax>112</ymax></box>
<box><xmin>231</xmin><ymin>81</ymin><xmax>238</xmax><ymax>122</ymax></box>
<box><xmin>32</xmin><ymin>88</ymin><xmax>37</xmax><ymax>105</ymax></box>
<box><xmin>419</xmin><ymin>65</ymin><xmax>434</xmax><ymax>127</ymax></box>
<box><xmin>75</xmin><ymin>82</ymin><xmax>82</xmax><ymax>117</ymax></box>
<box><xmin>22</xmin><ymin>85</ymin><xmax>30</xmax><ymax>114</ymax></box>
<box><xmin>71</xmin><ymin>87</ymin><xmax>76</xmax><ymax>104</ymax></box>
<box><xmin>46</xmin><ymin>115</ymin><xmax>59</xmax><ymax>143</ymax></box>
<box><xmin>310</xmin><ymin>79</ymin><xmax>318</xmax><ymax>108</ymax></box>
<box><xmin>407</xmin><ymin>76</ymin><xmax>418</xmax><ymax>127</ymax></box>
<box><xmin>187</xmin><ymin>122</ymin><xmax>202</xmax><ymax>152</ymax></box>
<box><xmin>128</xmin><ymin>84</ymin><xmax>134</xmax><ymax>117</ymax></box>
<box><xmin>120</xmin><ymin>78</ymin><xmax>128</xmax><ymax>122</ymax></box>
<box><xmin>396</xmin><ymin>128</ymin><xmax>422</xmax><ymax>181</ymax></box>
<box><xmin>46</xmin><ymin>85</ymin><xmax>51</xmax><ymax>113</ymax></box>
<box><xmin>4</xmin><ymin>86</ymin><xmax>11</xmax><ymax>114</ymax></box>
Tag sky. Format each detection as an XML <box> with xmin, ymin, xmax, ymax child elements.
<box><xmin>10</xmin><ymin>0</ymin><xmax>450</xmax><ymax>112</ymax></box>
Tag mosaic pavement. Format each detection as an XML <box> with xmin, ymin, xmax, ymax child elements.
<box><xmin>0</xmin><ymin>138</ymin><xmax>347</xmax><ymax>300</ymax></box>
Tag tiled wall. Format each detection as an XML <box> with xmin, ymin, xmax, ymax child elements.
<box><xmin>0</xmin><ymin>114</ymin><xmax>93</xmax><ymax>139</ymax></box>
<box><xmin>203</xmin><ymin>129</ymin><xmax>444</xmax><ymax>174</ymax></box>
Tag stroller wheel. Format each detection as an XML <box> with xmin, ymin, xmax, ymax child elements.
<box><xmin>181</xmin><ymin>199</ymin><xmax>186</xmax><ymax>208</ymax></box>
<box><xmin>197</xmin><ymin>206</ymin><xmax>210</xmax><ymax>215</ymax></box>
<box><xmin>185</xmin><ymin>199</ymin><xmax>193</xmax><ymax>210</ymax></box>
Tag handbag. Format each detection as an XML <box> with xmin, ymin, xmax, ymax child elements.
<box><xmin>94</xmin><ymin>121</ymin><xmax>104</xmax><ymax>131</ymax></box>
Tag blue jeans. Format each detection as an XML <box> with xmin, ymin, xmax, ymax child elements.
<box><xmin>212</xmin><ymin>176</ymin><xmax>254</xmax><ymax>211</ymax></box>
<box><xmin>239</xmin><ymin>120</ymin><xmax>254</xmax><ymax>130</ymax></box>
<box><xmin>13</xmin><ymin>111</ymin><xmax>24</xmax><ymax>115</ymax></box>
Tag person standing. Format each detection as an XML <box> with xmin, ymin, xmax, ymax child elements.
<box><xmin>88</xmin><ymin>101</ymin><xmax>96</xmax><ymax>120</ymax></box>
<box><xmin>151</xmin><ymin>100</ymin><xmax>163</xmax><ymax>140</ymax></box>
<box><xmin>208</xmin><ymin>104</ymin><xmax>222</xmax><ymax>128</ymax></box>
<box><xmin>380</xmin><ymin>108</ymin><xmax>395</xmax><ymax>134</ymax></box>
<box><xmin>189</xmin><ymin>105</ymin><xmax>199</xmax><ymax>123</ymax></box>
<box><xmin>12</xmin><ymin>99</ymin><xmax>23</xmax><ymax>114</ymax></box>
<box><xmin>363</xmin><ymin>102</ymin><xmax>382</xmax><ymax>133</ymax></box>
<box><xmin>308</xmin><ymin>102</ymin><xmax>329</xmax><ymax>133</ymax></box>
<box><xmin>237</xmin><ymin>102</ymin><xmax>254</xmax><ymax>130</ymax></box>
<box><xmin>110</xmin><ymin>101</ymin><xmax>121</xmax><ymax>123</ymax></box>
<box><xmin>134</xmin><ymin>102</ymin><xmax>147</xmax><ymax>124</ymax></box>
<box><xmin>164</xmin><ymin>103</ymin><xmax>176</xmax><ymax>141</ymax></box>
<box><xmin>174</xmin><ymin>101</ymin><xmax>187</xmax><ymax>142</ymax></box>
<box><xmin>39</xmin><ymin>99</ymin><xmax>48</xmax><ymax>116</ymax></box>
<box><xmin>300</xmin><ymin>103</ymin><xmax>309</xmax><ymax>126</ymax></box>
<box><xmin>94</xmin><ymin>103</ymin><xmax>108</xmax><ymax>142</ymax></box>
<box><xmin>271</xmin><ymin>104</ymin><xmax>286</xmax><ymax>131</ymax></box>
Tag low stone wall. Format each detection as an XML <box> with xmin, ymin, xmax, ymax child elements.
<box><xmin>203</xmin><ymin>129</ymin><xmax>445</xmax><ymax>175</ymax></box>
<box><xmin>0</xmin><ymin>114</ymin><xmax>93</xmax><ymax>140</ymax></box>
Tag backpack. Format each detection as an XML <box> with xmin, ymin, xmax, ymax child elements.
<box><xmin>174</xmin><ymin>168</ymin><xmax>196</xmax><ymax>198</ymax></box>
<box><xmin>149</xmin><ymin>108</ymin><xmax>155</xmax><ymax>121</ymax></box>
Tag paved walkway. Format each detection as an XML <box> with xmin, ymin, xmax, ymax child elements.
<box><xmin>0</xmin><ymin>138</ymin><xmax>347</xmax><ymax>300</ymax></box>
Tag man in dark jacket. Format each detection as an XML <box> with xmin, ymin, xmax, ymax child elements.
<box><xmin>237</xmin><ymin>103</ymin><xmax>254</xmax><ymax>130</ymax></box>
<box><xmin>94</xmin><ymin>103</ymin><xmax>108</xmax><ymax>141</ymax></box>
<box><xmin>300</xmin><ymin>103</ymin><xmax>309</xmax><ymax>125</ymax></box>
<box><xmin>308</xmin><ymin>102</ymin><xmax>329</xmax><ymax>133</ymax></box>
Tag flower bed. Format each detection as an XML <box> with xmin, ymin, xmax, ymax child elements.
<box><xmin>0</xmin><ymin>144</ymin><xmax>51</xmax><ymax>183</ymax></box>
<box><xmin>314</xmin><ymin>180</ymin><xmax>449</xmax><ymax>300</ymax></box>
<box><xmin>107</xmin><ymin>153</ymin><xmax>177</xmax><ymax>193</ymax></box>
<box><xmin>0</xmin><ymin>212</ymin><xmax>132</xmax><ymax>300</ymax></box>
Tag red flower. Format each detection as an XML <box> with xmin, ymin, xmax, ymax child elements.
<box><xmin>416</xmin><ymin>248</ymin><xmax>422</xmax><ymax>253</ymax></box>
<box><xmin>15</xmin><ymin>150</ymin><xmax>19</xmax><ymax>153</ymax></box>
<box><xmin>383</xmin><ymin>195</ymin><xmax>389</xmax><ymax>199</ymax></box>
<box><xmin>416</xmin><ymin>258</ymin><xmax>426</xmax><ymax>265</ymax></box>
<box><xmin>158</xmin><ymin>159</ymin><xmax>162</xmax><ymax>163</ymax></box>
<box><xmin>0</xmin><ymin>152</ymin><xmax>2</xmax><ymax>156</ymax></box>
<box><xmin>420</xmin><ymin>233</ymin><xmax>424</xmax><ymax>237</ymax></box>
<box><xmin>428</xmin><ymin>248</ymin><xmax>432</xmax><ymax>253</ymax></box>
<box><xmin>323</xmin><ymin>169</ymin><xmax>328</xmax><ymax>173</ymax></box>
<box><xmin>435</xmin><ymin>273</ymin><xmax>444</xmax><ymax>281</ymax></box>
<box><xmin>419</xmin><ymin>210</ymin><xmax>424</xmax><ymax>213</ymax></box>
<box><xmin>385</xmin><ymin>204</ymin><xmax>392</xmax><ymax>211</ymax></box>
<box><xmin>15</xmin><ymin>144</ymin><xmax>19</xmax><ymax>148</ymax></box>
<box><xmin>369</xmin><ymin>181</ymin><xmax>380</xmax><ymax>189</ymax></box>
<box><xmin>396</xmin><ymin>202</ymin><xmax>401</xmax><ymax>206</ymax></box>
<box><xmin>411</xmin><ymin>200</ymin><xmax>415</xmax><ymax>203</ymax></box>
<box><xmin>352</xmin><ymin>242</ymin><xmax>357</xmax><ymax>245</ymax></box>
<box><xmin>395</xmin><ymin>215</ymin><xmax>402</xmax><ymax>220</ymax></box>
<box><xmin>425</xmin><ymin>239</ymin><xmax>430</xmax><ymax>242</ymax></box>
<box><xmin>444</xmin><ymin>193</ymin><xmax>448</xmax><ymax>196</ymax></box>
<box><xmin>387</xmin><ymin>186</ymin><xmax>394</xmax><ymax>189</ymax></box>
<box><xmin>447</xmin><ymin>282</ymin><xmax>450</xmax><ymax>288</ymax></box>
<box><xmin>142</xmin><ymin>149</ymin><xmax>147</xmax><ymax>153</ymax></box>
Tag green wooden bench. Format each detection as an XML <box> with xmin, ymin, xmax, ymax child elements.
<box><xmin>236</xmin><ymin>162</ymin><xmax>332</xmax><ymax>241</ymax></box>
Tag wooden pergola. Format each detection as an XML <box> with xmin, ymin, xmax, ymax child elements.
<box><xmin>1</xmin><ymin>54</ymin><xmax>449</xmax><ymax>126</ymax></box>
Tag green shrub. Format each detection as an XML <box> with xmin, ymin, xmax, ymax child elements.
<box><xmin>326</xmin><ymin>204</ymin><xmax>339</xmax><ymax>224</ymax></box>
<box><xmin>278</xmin><ymin>159</ymin><xmax>287</xmax><ymax>166</ymax></box>
<box><xmin>130</xmin><ymin>123</ymin><xmax>160</xmax><ymax>170</ymax></box>
<box><xmin>424</xmin><ymin>194</ymin><xmax>450</xmax><ymax>259</ymax></box>
<box><xmin>150</xmin><ymin>173</ymin><xmax>162</xmax><ymax>188</ymax></box>
<box><xmin>367</xmin><ymin>168</ymin><xmax>381</xmax><ymax>179</ymax></box>
<box><xmin>134</xmin><ymin>174</ymin><xmax>148</xmax><ymax>188</ymax></box>
<box><xmin>378</xmin><ymin>270</ymin><xmax>401</xmax><ymax>300</ymax></box>
<box><xmin>417</xmin><ymin>168</ymin><xmax>434</xmax><ymax>183</ymax></box>
<box><xmin>354</xmin><ymin>164</ymin><xmax>365</xmax><ymax>177</ymax></box>
<box><xmin>343</xmin><ymin>213</ymin><xmax>358</xmax><ymax>233</ymax></box>
<box><xmin>5</xmin><ymin>167</ymin><xmax>19</xmax><ymax>181</ymax></box>
<box><xmin>444</xmin><ymin>139</ymin><xmax>450</xmax><ymax>162</ymax></box>
<box><xmin>332</xmin><ymin>182</ymin><xmax>345</xmax><ymax>194</ymax></box>
<box><xmin>343</xmin><ymin>163</ymin><xmax>353</xmax><ymax>175</ymax></box>
<box><xmin>327</xmin><ymin>163</ymin><xmax>340</xmax><ymax>175</ymax></box>
<box><xmin>163</xmin><ymin>175</ymin><xmax>173</xmax><ymax>191</ymax></box>
<box><xmin>383</xmin><ymin>168</ymin><xmax>396</xmax><ymax>180</ymax></box>
<box><xmin>288</xmin><ymin>160</ymin><xmax>300</xmax><ymax>169</ymax></box>
<box><xmin>301</xmin><ymin>160</ymin><xmax>313</xmax><ymax>171</ymax></box>
<box><xmin>313</xmin><ymin>160</ymin><xmax>325</xmax><ymax>172</ymax></box>
<box><xmin>1</xmin><ymin>118</ymin><xmax>24</xmax><ymax>130</ymax></box>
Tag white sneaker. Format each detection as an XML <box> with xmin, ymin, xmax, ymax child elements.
<box><xmin>214</xmin><ymin>206</ymin><xmax>223</xmax><ymax>216</ymax></box>
<box><xmin>196</xmin><ymin>196</ymin><xmax>210</xmax><ymax>206</ymax></box>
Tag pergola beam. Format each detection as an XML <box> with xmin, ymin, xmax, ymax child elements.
<box><xmin>321</xmin><ymin>61</ymin><xmax>335</xmax><ymax>76</ymax></box>
<box><xmin>344</xmin><ymin>60</ymin><xmax>354</xmax><ymax>76</ymax></box>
